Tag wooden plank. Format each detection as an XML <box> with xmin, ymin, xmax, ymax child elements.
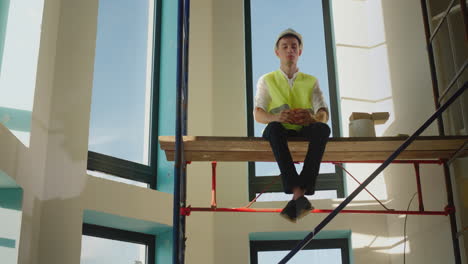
<box><xmin>164</xmin><ymin>150</ymin><xmax>465</xmax><ymax>162</ymax></box>
<box><xmin>159</xmin><ymin>136</ymin><xmax>467</xmax><ymax>151</ymax></box>
<box><xmin>159</xmin><ymin>136</ymin><xmax>468</xmax><ymax>162</ymax></box>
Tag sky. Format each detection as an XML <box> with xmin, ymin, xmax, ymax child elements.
<box><xmin>88</xmin><ymin>0</ymin><xmax>151</xmax><ymax>165</ymax></box>
<box><xmin>0</xmin><ymin>0</ymin><xmax>44</xmax><ymax>146</ymax></box>
<box><xmin>0</xmin><ymin>0</ymin><xmax>42</xmax><ymax>111</ymax></box>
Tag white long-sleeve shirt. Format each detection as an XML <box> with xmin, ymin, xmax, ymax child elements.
<box><xmin>254</xmin><ymin>69</ymin><xmax>328</xmax><ymax>114</ymax></box>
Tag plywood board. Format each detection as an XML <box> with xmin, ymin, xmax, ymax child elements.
<box><xmin>159</xmin><ymin>136</ymin><xmax>468</xmax><ymax>162</ymax></box>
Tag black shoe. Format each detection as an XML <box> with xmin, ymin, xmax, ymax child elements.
<box><xmin>280</xmin><ymin>200</ymin><xmax>297</xmax><ymax>223</ymax></box>
<box><xmin>295</xmin><ymin>196</ymin><xmax>314</xmax><ymax>219</ymax></box>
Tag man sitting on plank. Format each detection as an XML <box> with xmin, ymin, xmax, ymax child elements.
<box><xmin>253</xmin><ymin>28</ymin><xmax>330</xmax><ymax>222</ymax></box>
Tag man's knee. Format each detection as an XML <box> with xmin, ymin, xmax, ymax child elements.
<box><xmin>263</xmin><ymin>122</ymin><xmax>285</xmax><ymax>138</ymax></box>
<box><xmin>302</xmin><ymin>122</ymin><xmax>331</xmax><ymax>139</ymax></box>
<box><xmin>266</xmin><ymin>121</ymin><xmax>283</xmax><ymax>130</ymax></box>
<box><xmin>316</xmin><ymin>122</ymin><xmax>331</xmax><ymax>138</ymax></box>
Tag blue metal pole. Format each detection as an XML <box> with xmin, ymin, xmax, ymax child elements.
<box><xmin>173</xmin><ymin>0</ymin><xmax>190</xmax><ymax>263</ymax></box>
<box><xmin>278</xmin><ymin>82</ymin><xmax>467</xmax><ymax>263</ymax></box>
<box><xmin>180</xmin><ymin>0</ymin><xmax>190</xmax><ymax>263</ymax></box>
<box><xmin>172</xmin><ymin>0</ymin><xmax>183</xmax><ymax>259</ymax></box>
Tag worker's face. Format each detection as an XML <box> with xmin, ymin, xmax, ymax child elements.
<box><xmin>275</xmin><ymin>36</ymin><xmax>302</xmax><ymax>65</ymax></box>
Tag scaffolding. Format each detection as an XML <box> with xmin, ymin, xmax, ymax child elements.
<box><xmin>168</xmin><ymin>0</ymin><xmax>468</xmax><ymax>263</ymax></box>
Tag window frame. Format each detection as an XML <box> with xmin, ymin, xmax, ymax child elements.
<box><xmin>250</xmin><ymin>238</ymin><xmax>350</xmax><ymax>264</ymax></box>
<box><xmin>244</xmin><ymin>0</ymin><xmax>345</xmax><ymax>200</ymax></box>
<box><xmin>86</xmin><ymin>0</ymin><xmax>162</xmax><ymax>189</ymax></box>
<box><xmin>82</xmin><ymin>223</ymin><xmax>155</xmax><ymax>264</ymax></box>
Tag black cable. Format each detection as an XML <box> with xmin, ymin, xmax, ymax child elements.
<box><xmin>404</xmin><ymin>192</ymin><xmax>418</xmax><ymax>264</ymax></box>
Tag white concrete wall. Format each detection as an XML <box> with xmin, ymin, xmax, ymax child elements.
<box><xmin>333</xmin><ymin>0</ymin><xmax>394</xmax><ymax>139</ymax></box>
<box><xmin>185</xmin><ymin>0</ymin><xmax>215</xmax><ymax>263</ymax></box>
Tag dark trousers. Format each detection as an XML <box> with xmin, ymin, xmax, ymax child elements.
<box><xmin>262</xmin><ymin>121</ymin><xmax>331</xmax><ymax>195</ymax></box>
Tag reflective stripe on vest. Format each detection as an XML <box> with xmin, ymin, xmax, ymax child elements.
<box><xmin>264</xmin><ymin>70</ymin><xmax>316</xmax><ymax>131</ymax></box>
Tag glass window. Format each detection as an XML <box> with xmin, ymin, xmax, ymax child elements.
<box><xmin>81</xmin><ymin>235</ymin><xmax>147</xmax><ymax>264</ymax></box>
<box><xmin>0</xmin><ymin>185</ymin><xmax>22</xmax><ymax>264</ymax></box>
<box><xmin>0</xmin><ymin>0</ymin><xmax>44</xmax><ymax>146</ymax></box>
<box><xmin>87</xmin><ymin>170</ymin><xmax>148</xmax><ymax>188</ymax></box>
<box><xmin>81</xmin><ymin>224</ymin><xmax>155</xmax><ymax>264</ymax></box>
<box><xmin>87</xmin><ymin>0</ymin><xmax>161</xmax><ymax>188</ymax></box>
<box><xmin>89</xmin><ymin>0</ymin><xmax>153</xmax><ymax>164</ymax></box>
<box><xmin>258</xmin><ymin>249</ymin><xmax>342</xmax><ymax>264</ymax></box>
<box><xmin>245</xmin><ymin>0</ymin><xmax>344</xmax><ymax>200</ymax></box>
<box><xmin>250</xmin><ymin>239</ymin><xmax>350</xmax><ymax>264</ymax></box>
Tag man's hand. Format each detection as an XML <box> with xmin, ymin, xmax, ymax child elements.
<box><xmin>254</xmin><ymin>107</ymin><xmax>328</xmax><ymax>125</ymax></box>
<box><xmin>275</xmin><ymin>109</ymin><xmax>295</xmax><ymax>123</ymax></box>
<box><xmin>314</xmin><ymin>108</ymin><xmax>329</xmax><ymax>123</ymax></box>
<box><xmin>254</xmin><ymin>107</ymin><xmax>295</xmax><ymax>124</ymax></box>
<box><xmin>291</xmin><ymin>109</ymin><xmax>317</xmax><ymax>125</ymax></box>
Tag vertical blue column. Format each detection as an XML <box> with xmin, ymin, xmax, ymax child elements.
<box><xmin>157</xmin><ymin>0</ymin><xmax>178</xmax><ymax>194</ymax></box>
<box><xmin>156</xmin><ymin>0</ymin><xmax>185</xmax><ymax>263</ymax></box>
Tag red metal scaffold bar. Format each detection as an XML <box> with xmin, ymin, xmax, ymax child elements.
<box><xmin>414</xmin><ymin>163</ymin><xmax>425</xmax><ymax>211</ymax></box>
<box><xmin>211</xmin><ymin>161</ymin><xmax>217</xmax><ymax>208</ymax></box>
<box><xmin>189</xmin><ymin>158</ymin><xmax>449</xmax><ymax>218</ymax></box>
<box><xmin>181</xmin><ymin>206</ymin><xmax>453</xmax><ymax>216</ymax></box>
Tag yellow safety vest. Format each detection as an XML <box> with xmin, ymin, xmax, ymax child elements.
<box><xmin>264</xmin><ymin>70</ymin><xmax>316</xmax><ymax>131</ymax></box>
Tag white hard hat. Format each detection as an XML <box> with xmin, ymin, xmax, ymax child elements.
<box><xmin>274</xmin><ymin>28</ymin><xmax>303</xmax><ymax>50</ymax></box>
